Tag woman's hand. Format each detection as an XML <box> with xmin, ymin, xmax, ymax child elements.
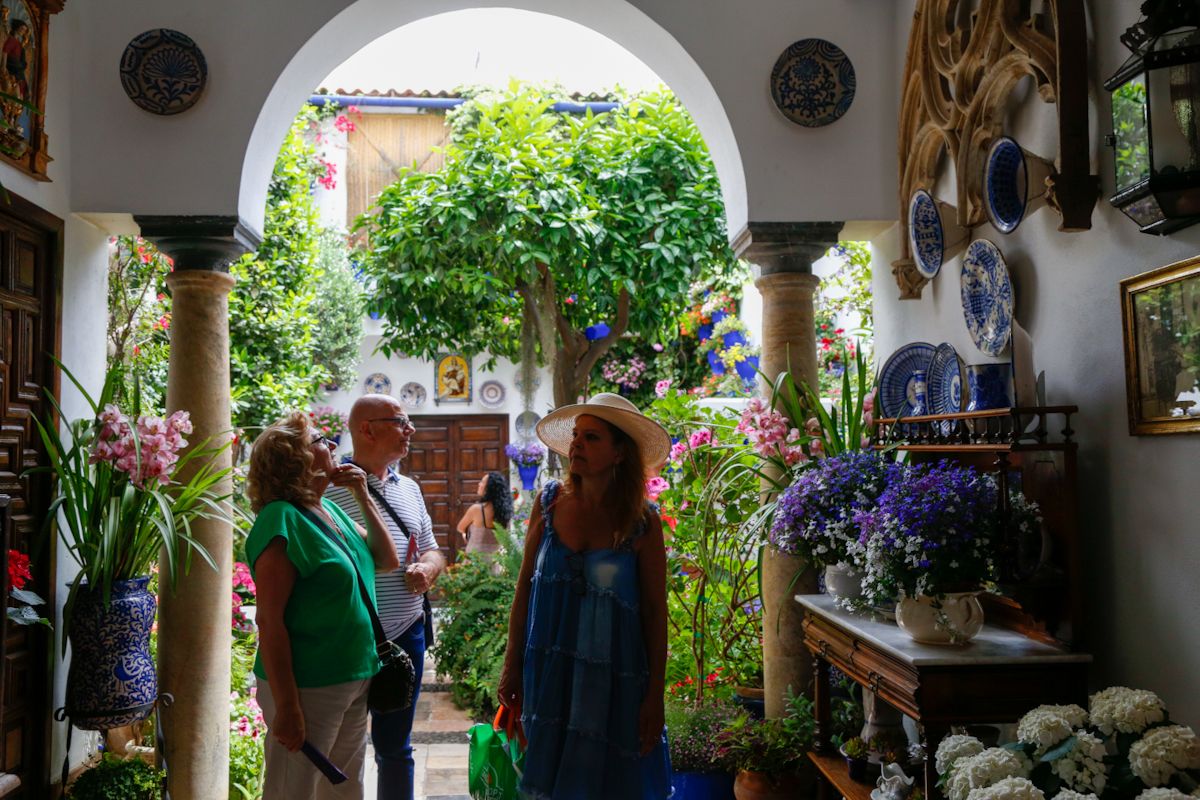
<box><xmin>497</xmin><ymin>659</ymin><xmax>522</xmax><ymax>713</ymax></box>
<box><xmin>328</xmin><ymin>463</ymin><xmax>369</xmax><ymax>500</ymax></box>
<box><xmin>271</xmin><ymin>700</ymin><xmax>306</xmax><ymax>752</ymax></box>
<box><xmin>637</xmin><ymin>691</ymin><xmax>664</xmax><ymax>756</ymax></box>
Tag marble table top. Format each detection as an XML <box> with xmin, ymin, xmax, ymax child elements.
<box><xmin>796</xmin><ymin>594</ymin><xmax>1092</xmax><ymax>667</ymax></box>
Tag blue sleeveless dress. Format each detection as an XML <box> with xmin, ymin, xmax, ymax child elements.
<box><xmin>520</xmin><ymin>481</ymin><xmax>673</xmax><ymax>799</ymax></box>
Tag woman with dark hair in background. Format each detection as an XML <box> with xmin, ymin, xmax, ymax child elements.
<box><xmin>455</xmin><ymin>470</ymin><xmax>513</xmax><ymax>556</ymax></box>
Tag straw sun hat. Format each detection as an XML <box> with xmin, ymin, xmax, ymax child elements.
<box><xmin>536</xmin><ymin>393</ymin><xmax>671</xmax><ymax>474</ymax></box>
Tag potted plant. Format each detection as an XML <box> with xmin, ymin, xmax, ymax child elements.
<box><xmin>770</xmin><ymin>451</ymin><xmax>892</xmax><ymax>607</ymax></box>
<box><xmin>27</xmin><ymin>363</ymin><xmax>233</xmax><ymax>730</ymax></box>
<box><xmin>840</xmin><ymin>736</ymin><xmax>871</xmax><ymax>783</ymax></box>
<box><xmin>665</xmin><ymin>695</ymin><xmax>740</xmax><ymax>800</ymax></box>
<box><xmin>504</xmin><ymin>441</ymin><xmax>546</xmax><ymax>491</ymax></box>
<box><xmin>857</xmin><ymin>461</ymin><xmax>1041</xmax><ymax>644</ymax></box>
<box><xmin>307</xmin><ymin>404</ymin><xmax>348</xmax><ymax>446</ymax></box>
<box><xmin>66</xmin><ymin>753</ymin><xmax>164</xmax><ymax>800</ymax></box>
<box><xmin>6</xmin><ymin>548</ymin><xmax>49</xmax><ymax>627</ymax></box>
<box><xmin>714</xmin><ymin>689</ymin><xmax>816</xmax><ymax>800</ymax></box>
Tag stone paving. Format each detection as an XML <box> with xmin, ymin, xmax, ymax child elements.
<box><xmin>363</xmin><ymin>654</ymin><xmax>475</xmax><ymax>799</ymax></box>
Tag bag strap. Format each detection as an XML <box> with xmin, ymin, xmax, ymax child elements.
<box><xmin>292</xmin><ymin>502</ymin><xmax>392</xmax><ymax>658</ymax></box>
<box><xmin>365</xmin><ymin>481</ymin><xmax>420</xmax><ymax>565</ymax></box>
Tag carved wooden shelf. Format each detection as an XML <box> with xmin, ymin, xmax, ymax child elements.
<box><xmin>893</xmin><ymin>0</ymin><xmax>1101</xmax><ymax>298</ymax></box>
<box><xmin>810</xmin><ymin>751</ymin><xmax>875</xmax><ymax>800</ymax></box>
<box><xmin>873</xmin><ymin>405</ymin><xmax>1078</xmax><ymax>450</ymax></box>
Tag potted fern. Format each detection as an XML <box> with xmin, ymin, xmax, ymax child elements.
<box><xmin>26</xmin><ymin>363</ymin><xmax>232</xmax><ymax>730</ymax></box>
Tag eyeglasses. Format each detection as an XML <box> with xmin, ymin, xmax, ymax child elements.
<box><xmin>368</xmin><ymin>416</ymin><xmax>414</xmax><ymax>430</ymax></box>
<box><xmin>310</xmin><ymin>434</ymin><xmax>338</xmax><ymax>450</ymax></box>
<box><xmin>565</xmin><ymin>551</ymin><xmax>588</xmax><ymax>597</ymax></box>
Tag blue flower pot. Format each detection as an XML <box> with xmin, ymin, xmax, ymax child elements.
<box><xmin>673</xmin><ymin>771</ymin><xmax>735</xmax><ymax>800</ymax></box>
<box><xmin>517</xmin><ymin>463</ymin><xmax>539</xmax><ymax>491</ymax></box>
<box><xmin>65</xmin><ymin>576</ymin><xmax>158</xmax><ymax>730</ymax></box>
<box><xmin>734</xmin><ymin>355</ymin><xmax>760</xmax><ymax>383</ymax></box>
<box><xmin>722</xmin><ymin>330</ymin><xmax>746</xmax><ymax>349</ymax></box>
<box><xmin>706</xmin><ymin>350</ymin><xmax>726</xmax><ymax>375</ymax></box>
<box><xmin>697</xmin><ymin>322</ymin><xmax>714</xmax><ymax>342</ymax></box>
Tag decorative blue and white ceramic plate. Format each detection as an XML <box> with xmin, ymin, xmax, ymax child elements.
<box><xmin>119</xmin><ymin>29</ymin><xmax>208</xmax><ymax>116</ymax></box>
<box><xmin>985</xmin><ymin>137</ymin><xmax>1028</xmax><ymax>234</ymax></box>
<box><xmin>960</xmin><ymin>239</ymin><xmax>1014</xmax><ymax>357</ymax></box>
<box><xmin>927</xmin><ymin>343</ymin><xmax>965</xmax><ymax>425</ymax></box>
<box><xmin>878</xmin><ymin>342</ymin><xmax>936</xmax><ymax>419</ymax></box>
<box><xmin>769</xmin><ymin>39</ymin><xmax>856</xmax><ymax>127</ymax></box>
<box><xmin>478</xmin><ymin>380</ymin><xmax>506</xmax><ymax>409</ymax></box>
<box><xmin>399</xmin><ymin>381</ymin><xmax>426</xmax><ymax>409</ymax></box>
<box><xmin>515</xmin><ymin>411</ymin><xmax>541</xmax><ymax>439</ymax></box>
<box><xmin>364</xmin><ymin>372</ymin><xmax>392</xmax><ymax>396</ymax></box>
<box><xmin>909</xmin><ymin>189</ymin><xmax>944</xmax><ymax>279</ymax></box>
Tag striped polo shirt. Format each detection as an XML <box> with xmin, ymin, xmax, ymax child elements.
<box><xmin>325</xmin><ymin>467</ymin><xmax>437</xmax><ymax>641</ymax></box>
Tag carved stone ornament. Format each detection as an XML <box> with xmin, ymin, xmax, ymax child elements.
<box><xmin>893</xmin><ymin>0</ymin><xmax>1101</xmax><ymax>299</ymax></box>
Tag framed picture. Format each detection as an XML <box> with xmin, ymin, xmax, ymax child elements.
<box><xmin>1120</xmin><ymin>254</ymin><xmax>1200</xmax><ymax>435</ymax></box>
<box><xmin>434</xmin><ymin>353</ymin><xmax>471</xmax><ymax>405</ymax></box>
<box><xmin>0</xmin><ymin>0</ymin><xmax>60</xmax><ymax>180</ymax></box>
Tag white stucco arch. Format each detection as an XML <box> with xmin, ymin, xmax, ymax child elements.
<box><xmin>239</xmin><ymin>0</ymin><xmax>748</xmax><ymax>238</ymax></box>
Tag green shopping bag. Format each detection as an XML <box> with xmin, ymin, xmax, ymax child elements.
<box><xmin>468</xmin><ymin>706</ymin><xmax>526</xmax><ymax>800</ymax></box>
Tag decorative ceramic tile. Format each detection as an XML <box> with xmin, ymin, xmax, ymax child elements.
<box><xmin>119</xmin><ymin>29</ymin><xmax>208</xmax><ymax>115</ymax></box>
<box><xmin>769</xmin><ymin>38</ymin><xmax>856</xmax><ymax>127</ymax></box>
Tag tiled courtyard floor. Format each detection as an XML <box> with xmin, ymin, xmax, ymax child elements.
<box><xmin>363</xmin><ymin>654</ymin><xmax>475</xmax><ymax>799</ymax></box>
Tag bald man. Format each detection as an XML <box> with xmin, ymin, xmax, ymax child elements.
<box><xmin>324</xmin><ymin>393</ymin><xmax>445</xmax><ymax>800</ymax></box>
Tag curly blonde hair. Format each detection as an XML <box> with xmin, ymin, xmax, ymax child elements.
<box><xmin>247</xmin><ymin>411</ymin><xmax>323</xmax><ymax>512</ymax></box>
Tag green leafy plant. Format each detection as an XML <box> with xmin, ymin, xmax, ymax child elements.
<box><xmin>430</xmin><ymin>523</ymin><xmax>523</xmax><ymax>719</ymax></box>
<box><xmin>66</xmin><ymin>754</ymin><xmax>164</xmax><ymax>800</ymax></box>
<box><xmin>664</xmin><ymin>695</ymin><xmax>741</xmax><ymax>773</ymax></box>
<box><xmin>25</xmin><ymin>362</ymin><xmax>232</xmax><ymax>649</ymax></box>
<box><xmin>308</xmin><ymin>229</ymin><xmax>365</xmax><ymax>390</ymax></box>
<box><xmin>714</xmin><ymin>688</ymin><xmax>816</xmax><ymax>775</ymax></box>
<box><xmin>356</xmin><ymin>82</ymin><xmax>736</xmax><ymax>406</ymax></box>
<box><xmin>842</xmin><ymin>736</ymin><xmax>869</xmax><ymax>760</ymax></box>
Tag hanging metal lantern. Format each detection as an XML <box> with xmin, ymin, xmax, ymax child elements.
<box><xmin>1104</xmin><ymin>0</ymin><xmax>1200</xmax><ymax>234</ymax></box>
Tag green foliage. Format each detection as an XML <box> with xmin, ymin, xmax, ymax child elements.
<box><xmin>430</xmin><ymin>524</ymin><xmax>523</xmax><ymax>720</ymax></box>
<box><xmin>106</xmin><ymin>237</ymin><xmax>172</xmax><ymax>412</ymax></box>
<box><xmin>357</xmin><ymin>82</ymin><xmax>736</xmax><ymax>404</ymax></box>
<box><xmin>771</xmin><ymin>343</ymin><xmax>874</xmax><ymax>457</ymax></box>
<box><xmin>309</xmin><ymin>230</ymin><xmax>365</xmax><ymax>389</ymax></box>
<box><xmin>664</xmin><ymin>694</ymin><xmax>742</xmax><ymax>772</ymax></box>
<box><xmin>66</xmin><ymin>754</ymin><xmax>163</xmax><ymax>800</ymax></box>
<box><xmin>1111</xmin><ymin>78</ymin><xmax>1150</xmax><ymax>188</ymax></box>
<box><xmin>714</xmin><ymin>688</ymin><xmax>816</xmax><ymax>775</ymax></box>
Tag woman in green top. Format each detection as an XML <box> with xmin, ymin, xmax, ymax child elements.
<box><xmin>246</xmin><ymin>411</ymin><xmax>400</xmax><ymax>800</ymax></box>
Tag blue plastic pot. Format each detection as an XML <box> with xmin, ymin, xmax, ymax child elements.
<box><xmin>706</xmin><ymin>350</ymin><xmax>726</xmax><ymax>375</ymax></box>
<box><xmin>517</xmin><ymin>463</ymin><xmax>539</xmax><ymax>491</ymax></box>
<box><xmin>673</xmin><ymin>771</ymin><xmax>735</xmax><ymax>800</ymax></box>
<box><xmin>722</xmin><ymin>330</ymin><xmax>746</xmax><ymax>349</ymax></box>
<box><xmin>735</xmin><ymin>355</ymin><xmax>760</xmax><ymax>383</ymax></box>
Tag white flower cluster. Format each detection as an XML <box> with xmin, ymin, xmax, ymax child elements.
<box><xmin>947</xmin><ymin>748</ymin><xmax>1031</xmax><ymax>800</ymax></box>
<box><xmin>1128</xmin><ymin>725</ymin><xmax>1200</xmax><ymax>787</ymax></box>
<box><xmin>1043</xmin><ymin>704</ymin><xmax>1089</xmax><ymax>729</ymax></box>
<box><xmin>1090</xmin><ymin>687</ymin><xmax>1167</xmax><ymax>735</ymax></box>
<box><xmin>1051</xmin><ymin>731</ymin><xmax>1108</xmax><ymax>795</ymax></box>
<box><xmin>1052</xmin><ymin>791</ymin><xmax>1099</xmax><ymax>800</ymax></box>
<box><xmin>1135</xmin><ymin>789</ymin><xmax>1193</xmax><ymax>800</ymax></box>
<box><xmin>937</xmin><ymin>734</ymin><xmax>987</xmax><ymax>777</ymax></box>
<box><xmin>966</xmin><ymin>777</ymin><xmax>1045</xmax><ymax>800</ymax></box>
<box><xmin>1017</xmin><ymin>707</ymin><xmax>1076</xmax><ymax>753</ymax></box>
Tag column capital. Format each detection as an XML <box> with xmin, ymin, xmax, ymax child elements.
<box><xmin>134</xmin><ymin>215</ymin><xmax>260</xmax><ymax>272</ymax></box>
<box><xmin>731</xmin><ymin>221</ymin><xmax>843</xmax><ymax>275</ymax></box>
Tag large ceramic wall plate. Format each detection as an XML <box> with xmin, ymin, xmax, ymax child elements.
<box><xmin>119</xmin><ymin>29</ymin><xmax>208</xmax><ymax>115</ymax></box>
<box><xmin>769</xmin><ymin>38</ymin><xmax>856</xmax><ymax>127</ymax></box>
<box><xmin>878</xmin><ymin>342</ymin><xmax>936</xmax><ymax>419</ymax></box>
<box><xmin>478</xmin><ymin>380</ymin><xmax>506</xmax><ymax>409</ymax></box>
<box><xmin>399</xmin><ymin>381</ymin><xmax>427</xmax><ymax>409</ymax></box>
<box><xmin>927</xmin><ymin>343</ymin><xmax>965</xmax><ymax>417</ymax></box>
<box><xmin>908</xmin><ymin>189</ymin><xmax>945</xmax><ymax>279</ymax></box>
<box><xmin>363</xmin><ymin>372</ymin><xmax>392</xmax><ymax>396</ymax></box>
<box><xmin>960</xmin><ymin>239</ymin><xmax>1014</xmax><ymax>357</ymax></box>
<box><xmin>984</xmin><ymin>137</ymin><xmax>1029</xmax><ymax>234</ymax></box>
<box><xmin>515</xmin><ymin>411</ymin><xmax>541</xmax><ymax>439</ymax></box>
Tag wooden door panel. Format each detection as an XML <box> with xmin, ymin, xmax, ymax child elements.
<box><xmin>0</xmin><ymin>193</ymin><xmax>61</xmax><ymax>799</ymax></box>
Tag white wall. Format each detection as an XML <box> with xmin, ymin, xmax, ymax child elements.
<box><xmin>876</xmin><ymin>0</ymin><xmax>1200</xmax><ymax>726</ymax></box>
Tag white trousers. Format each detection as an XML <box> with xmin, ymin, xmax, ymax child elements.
<box><xmin>258</xmin><ymin>677</ymin><xmax>371</xmax><ymax>800</ymax></box>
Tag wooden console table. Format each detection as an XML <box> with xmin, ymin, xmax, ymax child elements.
<box><xmin>800</xmin><ymin>594</ymin><xmax>1091</xmax><ymax>800</ymax></box>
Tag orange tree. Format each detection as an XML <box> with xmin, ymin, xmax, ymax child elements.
<box><xmin>356</xmin><ymin>83</ymin><xmax>735</xmax><ymax>406</ymax></box>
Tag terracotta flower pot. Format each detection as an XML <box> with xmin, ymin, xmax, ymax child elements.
<box><xmin>733</xmin><ymin>769</ymin><xmax>807</xmax><ymax>800</ymax></box>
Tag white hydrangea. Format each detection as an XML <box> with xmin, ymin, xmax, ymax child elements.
<box><xmin>1042</xmin><ymin>704</ymin><xmax>1089</xmax><ymax>729</ymax></box>
<box><xmin>1128</xmin><ymin>725</ymin><xmax>1200</xmax><ymax>787</ymax></box>
<box><xmin>1050</xmin><ymin>730</ymin><xmax>1108</xmax><ymax>795</ymax></box>
<box><xmin>1052</xmin><ymin>791</ymin><xmax>1099</xmax><ymax>800</ymax></box>
<box><xmin>966</xmin><ymin>777</ymin><xmax>1045</xmax><ymax>800</ymax></box>
<box><xmin>948</xmin><ymin>748</ymin><xmax>1031</xmax><ymax>800</ymax></box>
<box><xmin>937</xmin><ymin>734</ymin><xmax>986</xmax><ymax>776</ymax></box>
<box><xmin>1090</xmin><ymin>687</ymin><xmax>1166</xmax><ymax>735</ymax></box>
<box><xmin>1136</xmin><ymin>789</ymin><xmax>1193</xmax><ymax>800</ymax></box>
<box><xmin>1017</xmin><ymin>707</ymin><xmax>1076</xmax><ymax>752</ymax></box>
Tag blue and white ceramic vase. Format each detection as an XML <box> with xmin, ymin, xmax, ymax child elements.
<box><xmin>517</xmin><ymin>464</ymin><xmax>539</xmax><ymax>491</ymax></box>
<box><xmin>965</xmin><ymin>363</ymin><xmax>1015</xmax><ymax>411</ymax></box>
<box><xmin>908</xmin><ymin>369</ymin><xmax>929</xmax><ymax>416</ymax></box>
<box><xmin>65</xmin><ymin>576</ymin><xmax>158</xmax><ymax>730</ymax></box>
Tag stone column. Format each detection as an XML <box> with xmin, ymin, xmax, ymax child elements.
<box><xmin>136</xmin><ymin>216</ymin><xmax>258</xmax><ymax>800</ymax></box>
<box><xmin>733</xmin><ymin>221</ymin><xmax>842</xmax><ymax>718</ymax></box>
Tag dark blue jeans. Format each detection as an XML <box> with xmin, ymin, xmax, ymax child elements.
<box><xmin>371</xmin><ymin>616</ymin><xmax>425</xmax><ymax>800</ymax></box>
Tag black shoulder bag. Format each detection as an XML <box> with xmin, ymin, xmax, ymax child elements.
<box><xmin>365</xmin><ymin>483</ymin><xmax>436</xmax><ymax>647</ymax></box>
<box><xmin>293</xmin><ymin>503</ymin><xmax>415</xmax><ymax>714</ymax></box>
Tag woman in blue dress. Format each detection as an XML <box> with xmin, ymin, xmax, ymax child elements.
<box><xmin>499</xmin><ymin>393</ymin><xmax>674</xmax><ymax>799</ymax></box>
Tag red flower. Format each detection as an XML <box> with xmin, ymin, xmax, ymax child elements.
<box><xmin>7</xmin><ymin>550</ymin><xmax>31</xmax><ymax>591</ymax></box>
<box><xmin>334</xmin><ymin>115</ymin><xmax>356</xmax><ymax>133</ymax></box>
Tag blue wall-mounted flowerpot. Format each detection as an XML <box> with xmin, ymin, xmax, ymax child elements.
<box><xmin>734</xmin><ymin>355</ymin><xmax>760</xmax><ymax>383</ymax></box>
<box><xmin>706</xmin><ymin>350</ymin><xmax>726</xmax><ymax>375</ymax></box>
<box><xmin>517</xmin><ymin>463</ymin><xmax>539</xmax><ymax>491</ymax></box>
<box><xmin>722</xmin><ymin>330</ymin><xmax>746</xmax><ymax>349</ymax></box>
